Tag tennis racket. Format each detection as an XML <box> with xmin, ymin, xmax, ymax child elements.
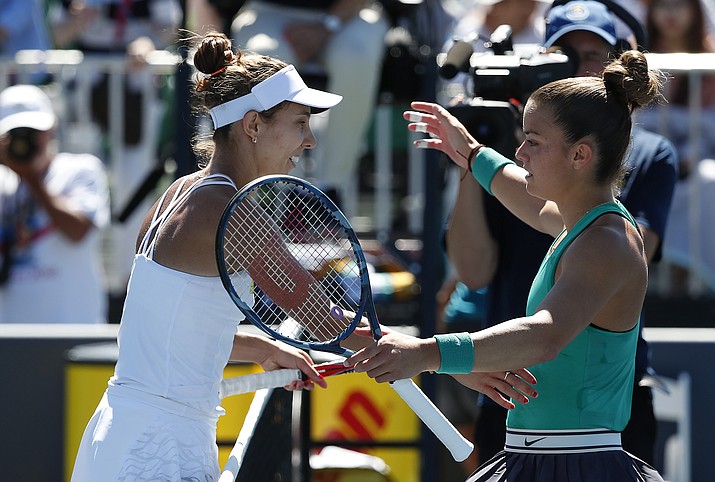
<box><xmin>219</xmin><ymin>360</ymin><xmax>352</xmax><ymax>398</ymax></box>
<box><xmin>215</xmin><ymin>174</ymin><xmax>473</xmax><ymax>462</ymax></box>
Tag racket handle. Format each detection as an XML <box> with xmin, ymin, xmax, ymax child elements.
<box><xmin>390</xmin><ymin>378</ymin><xmax>474</xmax><ymax>462</ymax></box>
<box><xmin>220</xmin><ymin>369</ymin><xmax>302</xmax><ymax>398</ymax></box>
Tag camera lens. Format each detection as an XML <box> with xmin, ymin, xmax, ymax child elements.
<box><xmin>7</xmin><ymin>127</ymin><xmax>39</xmax><ymax>163</ymax></box>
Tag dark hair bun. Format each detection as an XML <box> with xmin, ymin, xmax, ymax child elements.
<box><xmin>193</xmin><ymin>32</ymin><xmax>239</xmax><ymax>77</ymax></box>
<box><xmin>602</xmin><ymin>50</ymin><xmax>664</xmax><ymax>111</ymax></box>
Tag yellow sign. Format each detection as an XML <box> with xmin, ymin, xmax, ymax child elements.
<box><xmin>64</xmin><ymin>363</ymin><xmax>420</xmax><ymax>482</ymax></box>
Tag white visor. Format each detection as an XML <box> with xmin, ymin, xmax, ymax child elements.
<box><xmin>209</xmin><ymin>65</ymin><xmax>343</xmax><ymax>129</ymax></box>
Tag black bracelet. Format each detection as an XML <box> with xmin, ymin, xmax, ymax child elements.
<box><xmin>467</xmin><ymin>144</ymin><xmax>485</xmax><ymax>173</ymax></box>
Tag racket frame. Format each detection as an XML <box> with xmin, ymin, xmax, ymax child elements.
<box><xmin>215</xmin><ymin>174</ymin><xmax>474</xmax><ymax>462</ymax></box>
<box><xmin>215</xmin><ymin>174</ymin><xmax>380</xmax><ymax>355</ymax></box>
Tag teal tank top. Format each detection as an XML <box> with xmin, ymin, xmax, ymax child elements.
<box><xmin>506</xmin><ymin>201</ymin><xmax>640</xmax><ymax>431</ymax></box>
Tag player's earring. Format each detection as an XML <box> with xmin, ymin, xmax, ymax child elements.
<box><xmin>252</xmin><ymin>137</ymin><xmax>257</xmax><ymax>144</ymax></box>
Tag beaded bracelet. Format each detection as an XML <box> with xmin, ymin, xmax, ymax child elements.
<box><xmin>470</xmin><ymin>147</ymin><xmax>516</xmax><ymax>195</ymax></box>
<box><xmin>434</xmin><ymin>332</ymin><xmax>474</xmax><ymax>374</ymax></box>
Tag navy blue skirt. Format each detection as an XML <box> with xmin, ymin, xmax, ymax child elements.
<box><xmin>466</xmin><ymin>429</ymin><xmax>664</xmax><ymax>482</ymax></box>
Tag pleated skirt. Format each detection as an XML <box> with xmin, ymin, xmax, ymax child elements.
<box><xmin>466</xmin><ymin>428</ymin><xmax>664</xmax><ymax>482</ymax></box>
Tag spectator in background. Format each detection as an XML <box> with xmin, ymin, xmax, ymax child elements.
<box><xmin>0</xmin><ymin>84</ymin><xmax>110</xmax><ymax>323</ymax></box>
<box><xmin>444</xmin><ymin>1</ymin><xmax>678</xmax><ymax>467</ymax></box>
<box><xmin>636</xmin><ymin>0</ymin><xmax>715</xmax><ymax>293</ymax></box>
<box><xmin>639</xmin><ymin>0</ymin><xmax>715</xmax><ymax>167</ymax></box>
<box><xmin>230</xmin><ymin>1</ymin><xmax>389</xmax><ymax>215</ymax></box>
<box><xmin>0</xmin><ymin>0</ymin><xmax>52</xmax><ymax>84</ymax></box>
<box><xmin>647</xmin><ymin>0</ymin><xmax>715</xmax><ymax>104</ymax></box>
<box><xmin>48</xmin><ymin>0</ymin><xmax>183</xmax><ymax>307</ymax></box>
<box><xmin>0</xmin><ymin>0</ymin><xmax>51</xmax><ymax>56</ymax></box>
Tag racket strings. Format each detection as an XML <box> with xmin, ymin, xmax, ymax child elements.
<box><xmin>275</xmin><ymin>188</ymin><xmax>361</xmax><ymax>339</ymax></box>
<box><xmin>222</xmin><ymin>181</ymin><xmax>364</xmax><ymax>343</ymax></box>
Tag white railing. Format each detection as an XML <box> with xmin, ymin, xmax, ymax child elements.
<box><xmin>0</xmin><ymin>49</ymin><xmax>182</xmax><ymax>169</ymax></box>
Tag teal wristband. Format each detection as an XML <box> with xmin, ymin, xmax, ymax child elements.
<box><xmin>434</xmin><ymin>332</ymin><xmax>474</xmax><ymax>374</ymax></box>
<box><xmin>471</xmin><ymin>147</ymin><xmax>516</xmax><ymax>195</ymax></box>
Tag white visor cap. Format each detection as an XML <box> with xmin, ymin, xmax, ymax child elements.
<box><xmin>209</xmin><ymin>65</ymin><xmax>343</xmax><ymax>129</ymax></box>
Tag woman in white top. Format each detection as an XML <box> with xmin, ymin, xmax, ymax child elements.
<box><xmin>71</xmin><ymin>31</ymin><xmax>344</xmax><ymax>481</ymax></box>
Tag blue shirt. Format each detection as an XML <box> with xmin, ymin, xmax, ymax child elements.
<box><xmin>0</xmin><ymin>0</ymin><xmax>50</xmax><ymax>55</ymax></box>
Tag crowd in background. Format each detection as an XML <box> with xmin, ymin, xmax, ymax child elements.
<box><xmin>0</xmin><ymin>0</ymin><xmax>713</xmax><ymax>323</ymax></box>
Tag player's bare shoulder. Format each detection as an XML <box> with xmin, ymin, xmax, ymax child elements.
<box><xmin>574</xmin><ymin>214</ymin><xmax>647</xmax><ymax>274</ymax></box>
<box><xmin>557</xmin><ymin>213</ymin><xmax>646</xmax><ymax>303</ymax></box>
<box><xmin>143</xmin><ymin>172</ymin><xmax>237</xmax><ymax>275</ymax></box>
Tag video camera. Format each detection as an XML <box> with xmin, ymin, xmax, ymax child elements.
<box><xmin>438</xmin><ymin>25</ymin><xmax>577</xmax><ymax>156</ymax></box>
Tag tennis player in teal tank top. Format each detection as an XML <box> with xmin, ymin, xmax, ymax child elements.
<box><xmin>507</xmin><ymin>201</ymin><xmax>640</xmax><ymax>433</ymax></box>
<box><xmin>346</xmin><ymin>50</ymin><xmax>665</xmax><ymax>482</ymax></box>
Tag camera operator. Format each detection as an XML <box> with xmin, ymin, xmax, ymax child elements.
<box><xmin>0</xmin><ymin>84</ymin><xmax>110</xmax><ymax>324</ymax></box>
<box><xmin>445</xmin><ymin>0</ymin><xmax>679</xmax><ymax>466</ymax></box>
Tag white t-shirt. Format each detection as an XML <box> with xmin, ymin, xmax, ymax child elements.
<box><xmin>0</xmin><ymin>153</ymin><xmax>110</xmax><ymax>323</ymax></box>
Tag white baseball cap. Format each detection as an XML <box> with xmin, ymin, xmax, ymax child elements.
<box><xmin>210</xmin><ymin>65</ymin><xmax>343</xmax><ymax>129</ymax></box>
<box><xmin>0</xmin><ymin>84</ymin><xmax>57</xmax><ymax>135</ymax></box>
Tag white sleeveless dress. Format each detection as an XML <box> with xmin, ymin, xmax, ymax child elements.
<box><xmin>71</xmin><ymin>174</ymin><xmax>253</xmax><ymax>482</ymax></box>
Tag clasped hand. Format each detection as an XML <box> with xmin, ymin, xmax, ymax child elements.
<box><xmin>345</xmin><ymin>328</ymin><xmax>537</xmax><ymax>409</ymax></box>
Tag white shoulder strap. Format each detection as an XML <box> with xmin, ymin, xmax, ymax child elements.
<box><xmin>138</xmin><ymin>174</ymin><xmax>238</xmax><ymax>258</ymax></box>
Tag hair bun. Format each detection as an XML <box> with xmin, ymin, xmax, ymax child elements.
<box><xmin>193</xmin><ymin>32</ymin><xmax>240</xmax><ymax>78</ymax></box>
<box><xmin>602</xmin><ymin>50</ymin><xmax>664</xmax><ymax>111</ymax></box>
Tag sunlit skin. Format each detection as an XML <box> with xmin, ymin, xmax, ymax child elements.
<box><xmin>210</xmin><ymin>102</ymin><xmax>317</xmax><ymax>187</ymax></box>
<box><xmin>515</xmin><ymin>101</ymin><xmax>578</xmax><ymax>204</ymax></box>
<box><xmin>252</xmin><ymin>103</ymin><xmax>316</xmax><ymax>177</ymax></box>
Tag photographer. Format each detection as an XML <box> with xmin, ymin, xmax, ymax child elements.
<box><xmin>0</xmin><ymin>84</ymin><xmax>110</xmax><ymax>324</ymax></box>
<box><xmin>444</xmin><ymin>0</ymin><xmax>678</xmax><ymax>466</ymax></box>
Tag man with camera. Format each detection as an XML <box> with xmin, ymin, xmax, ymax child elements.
<box><xmin>0</xmin><ymin>84</ymin><xmax>110</xmax><ymax>324</ymax></box>
<box><xmin>445</xmin><ymin>0</ymin><xmax>679</xmax><ymax>467</ymax></box>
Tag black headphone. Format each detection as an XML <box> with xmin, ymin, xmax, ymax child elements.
<box><xmin>546</xmin><ymin>0</ymin><xmax>649</xmax><ymax>54</ymax></box>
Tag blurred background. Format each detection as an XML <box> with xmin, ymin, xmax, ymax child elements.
<box><xmin>0</xmin><ymin>0</ymin><xmax>712</xmax><ymax>481</ymax></box>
